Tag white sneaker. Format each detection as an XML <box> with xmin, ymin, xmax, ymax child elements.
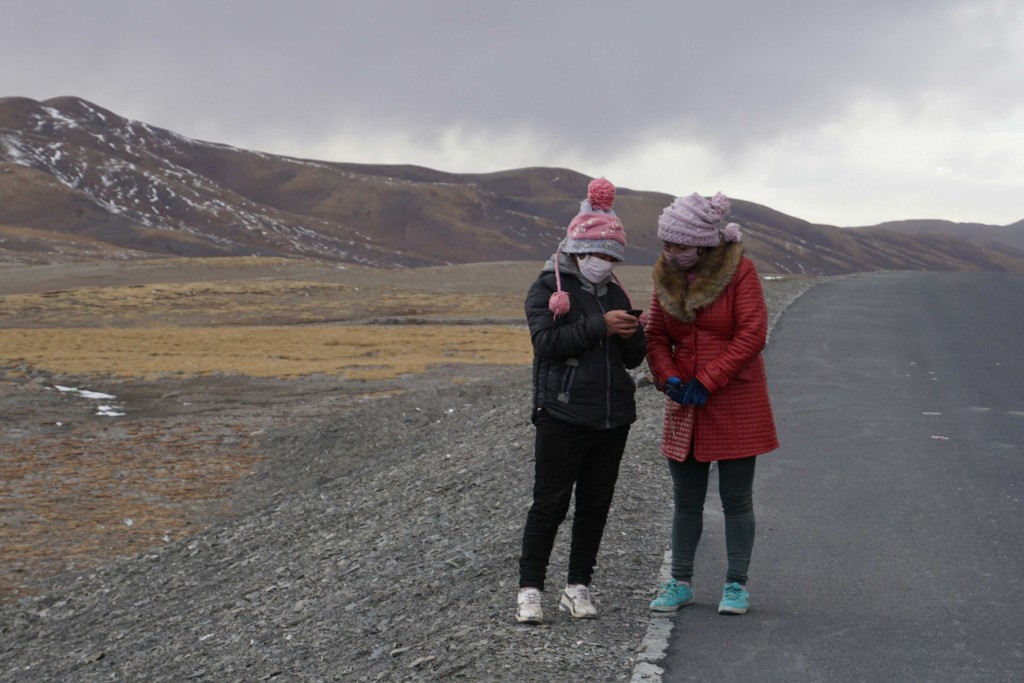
<box><xmin>559</xmin><ymin>584</ymin><xmax>598</xmax><ymax>619</ymax></box>
<box><xmin>516</xmin><ymin>587</ymin><xmax>543</xmax><ymax>624</ymax></box>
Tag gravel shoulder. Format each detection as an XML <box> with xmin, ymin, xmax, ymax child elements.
<box><xmin>0</xmin><ymin>271</ymin><xmax>820</xmax><ymax>682</ymax></box>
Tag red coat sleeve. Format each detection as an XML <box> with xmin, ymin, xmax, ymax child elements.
<box><xmin>644</xmin><ymin>292</ymin><xmax>677</xmax><ymax>390</ymax></box>
<box><xmin>695</xmin><ymin>259</ymin><xmax>768</xmax><ymax>393</ymax></box>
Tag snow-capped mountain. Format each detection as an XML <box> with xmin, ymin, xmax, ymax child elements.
<box><xmin>0</xmin><ymin>96</ymin><xmax>565</xmax><ymax>267</ymax></box>
<box><xmin>2</xmin><ymin>96</ymin><xmax>1022</xmax><ymax>274</ymax></box>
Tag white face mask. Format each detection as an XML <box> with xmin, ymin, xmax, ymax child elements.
<box><xmin>578</xmin><ymin>255</ymin><xmax>616</xmax><ymax>283</ymax></box>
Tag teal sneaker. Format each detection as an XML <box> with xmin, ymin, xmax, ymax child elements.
<box><xmin>718</xmin><ymin>582</ymin><xmax>749</xmax><ymax>615</ymax></box>
<box><xmin>650</xmin><ymin>579</ymin><xmax>696</xmax><ymax>612</ymax></box>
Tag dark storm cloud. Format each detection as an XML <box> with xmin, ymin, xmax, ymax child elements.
<box><xmin>3</xmin><ymin>1</ymin><xmax>1022</xmax><ymax>224</ymax></box>
<box><xmin>4</xmin><ymin>1</ymin><xmax>1015</xmax><ymax>147</ymax></box>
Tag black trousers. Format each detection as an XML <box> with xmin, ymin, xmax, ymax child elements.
<box><xmin>518</xmin><ymin>412</ymin><xmax>629</xmax><ymax>591</ymax></box>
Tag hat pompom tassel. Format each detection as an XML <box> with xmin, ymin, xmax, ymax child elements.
<box><xmin>722</xmin><ymin>222</ymin><xmax>743</xmax><ymax>243</ymax></box>
<box><xmin>587</xmin><ymin>177</ymin><xmax>616</xmax><ymax>212</ymax></box>
<box><xmin>549</xmin><ymin>290</ymin><xmax>570</xmax><ymax>318</ymax></box>
<box><xmin>548</xmin><ymin>248</ymin><xmax>571</xmax><ymax>319</ymax></box>
<box><xmin>710</xmin><ymin>191</ymin><xmax>731</xmax><ymax>218</ymax></box>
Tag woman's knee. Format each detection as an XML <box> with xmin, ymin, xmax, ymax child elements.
<box><xmin>720</xmin><ymin>490</ymin><xmax>753</xmax><ymax>517</ymax></box>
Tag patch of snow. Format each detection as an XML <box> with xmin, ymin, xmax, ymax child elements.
<box><xmin>41</xmin><ymin>106</ymin><xmax>80</xmax><ymax>129</ymax></box>
<box><xmin>97</xmin><ymin>405</ymin><xmax>126</xmax><ymax>417</ymax></box>
<box><xmin>0</xmin><ymin>134</ymin><xmax>30</xmax><ymax>165</ymax></box>
<box><xmin>54</xmin><ymin>385</ymin><xmax>126</xmax><ymax>417</ymax></box>
<box><xmin>80</xmin><ymin>102</ymin><xmax>107</xmax><ymax>122</ymax></box>
<box><xmin>55</xmin><ymin>385</ymin><xmax>116</xmax><ymax>400</ymax></box>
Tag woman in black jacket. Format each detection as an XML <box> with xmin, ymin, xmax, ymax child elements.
<box><xmin>516</xmin><ymin>178</ymin><xmax>647</xmax><ymax>624</ymax></box>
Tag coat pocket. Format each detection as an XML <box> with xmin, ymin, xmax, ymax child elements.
<box><xmin>557</xmin><ymin>357</ymin><xmax>579</xmax><ymax>403</ymax></box>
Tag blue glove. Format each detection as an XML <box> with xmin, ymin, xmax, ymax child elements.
<box><xmin>680</xmin><ymin>378</ymin><xmax>709</xmax><ymax>406</ymax></box>
<box><xmin>664</xmin><ymin>376</ymin><xmax>687</xmax><ymax>405</ymax></box>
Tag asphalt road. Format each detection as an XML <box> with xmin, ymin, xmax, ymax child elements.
<box><xmin>659</xmin><ymin>271</ymin><xmax>1024</xmax><ymax>682</ymax></box>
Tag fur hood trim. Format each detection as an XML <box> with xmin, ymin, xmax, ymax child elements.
<box><xmin>653</xmin><ymin>242</ymin><xmax>745</xmax><ymax>322</ymax></box>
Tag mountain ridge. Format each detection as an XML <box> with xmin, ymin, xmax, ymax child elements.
<box><xmin>2</xmin><ymin>95</ymin><xmax>1022</xmax><ymax>274</ymax></box>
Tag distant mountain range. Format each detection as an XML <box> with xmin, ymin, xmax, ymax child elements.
<box><xmin>2</xmin><ymin>96</ymin><xmax>1022</xmax><ymax>274</ymax></box>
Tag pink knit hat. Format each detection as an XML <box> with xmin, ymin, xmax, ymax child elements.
<box><xmin>548</xmin><ymin>178</ymin><xmax>629</xmax><ymax>318</ymax></box>
<box><xmin>561</xmin><ymin>178</ymin><xmax>626</xmax><ymax>261</ymax></box>
<box><xmin>658</xmin><ymin>192</ymin><xmax>742</xmax><ymax>247</ymax></box>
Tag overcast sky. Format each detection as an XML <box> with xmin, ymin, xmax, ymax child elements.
<box><xmin>3</xmin><ymin>0</ymin><xmax>1022</xmax><ymax>226</ymax></box>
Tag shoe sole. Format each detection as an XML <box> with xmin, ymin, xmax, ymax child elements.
<box><xmin>650</xmin><ymin>598</ymin><xmax>696</xmax><ymax>613</ymax></box>
<box><xmin>515</xmin><ymin>613</ymin><xmax>543</xmax><ymax>624</ymax></box>
<box><xmin>718</xmin><ymin>605</ymin><xmax>748</xmax><ymax>615</ymax></box>
<box><xmin>558</xmin><ymin>596</ymin><xmax>597</xmax><ymax>619</ymax></box>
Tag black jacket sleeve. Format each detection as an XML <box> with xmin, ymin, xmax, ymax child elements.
<box><xmin>619</xmin><ymin>322</ymin><xmax>647</xmax><ymax>370</ymax></box>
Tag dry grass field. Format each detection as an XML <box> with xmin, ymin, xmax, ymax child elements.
<box><xmin>0</xmin><ymin>258</ymin><xmax>541</xmax><ymax>379</ymax></box>
<box><xmin>0</xmin><ymin>325</ymin><xmax>533</xmax><ymax>380</ymax></box>
<box><xmin>0</xmin><ymin>256</ymin><xmax>658</xmax><ymax>379</ymax></box>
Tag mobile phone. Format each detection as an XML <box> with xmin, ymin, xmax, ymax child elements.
<box><xmin>626</xmin><ymin>309</ymin><xmax>643</xmax><ymax>317</ymax></box>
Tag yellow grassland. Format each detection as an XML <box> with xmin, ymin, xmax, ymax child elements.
<box><xmin>0</xmin><ymin>274</ymin><xmax>537</xmax><ymax>379</ymax></box>
<box><xmin>0</xmin><ymin>279</ymin><xmax>526</xmax><ymax>327</ymax></box>
<box><xmin>0</xmin><ymin>325</ymin><xmax>532</xmax><ymax>380</ymax></box>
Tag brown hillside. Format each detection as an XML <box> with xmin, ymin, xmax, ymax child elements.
<box><xmin>2</xmin><ymin>96</ymin><xmax>1023</xmax><ymax>274</ymax></box>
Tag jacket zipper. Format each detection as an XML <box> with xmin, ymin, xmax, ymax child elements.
<box><xmin>594</xmin><ymin>291</ymin><xmax>612</xmax><ymax>429</ymax></box>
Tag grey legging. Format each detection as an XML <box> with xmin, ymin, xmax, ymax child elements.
<box><xmin>668</xmin><ymin>454</ymin><xmax>757</xmax><ymax>585</ymax></box>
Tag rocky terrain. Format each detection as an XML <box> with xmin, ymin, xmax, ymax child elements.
<box><xmin>0</xmin><ymin>267</ymin><xmax>818</xmax><ymax>682</ymax></box>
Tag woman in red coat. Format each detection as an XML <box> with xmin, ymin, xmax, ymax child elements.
<box><xmin>645</xmin><ymin>192</ymin><xmax>778</xmax><ymax>616</ymax></box>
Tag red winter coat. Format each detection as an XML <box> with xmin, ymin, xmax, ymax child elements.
<box><xmin>646</xmin><ymin>243</ymin><xmax>779</xmax><ymax>462</ymax></box>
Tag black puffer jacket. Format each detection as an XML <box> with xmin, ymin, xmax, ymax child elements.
<box><xmin>525</xmin><ymin>263</ymin><xmax>647</xmax><ymax>430</ymax></box>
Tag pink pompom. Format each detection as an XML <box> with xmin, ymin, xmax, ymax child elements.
<box><xmin>549</xmin><ymin>291</ymin><xmax>570</xmax><ymax>318</ymax></box>
<box><xmin>722</xmin><ymin>222</ymin><xmax>742</xmax><ymax>242</ymax></box>
<box><xmin>587</xmin><ymin>177</ymin><xmax>616</xmax><ymax>212</ymax></box>
<box><xmin>709</xmin><ymin>191</ymin><xmax>731</xmax><ymax>219</ymax></box>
